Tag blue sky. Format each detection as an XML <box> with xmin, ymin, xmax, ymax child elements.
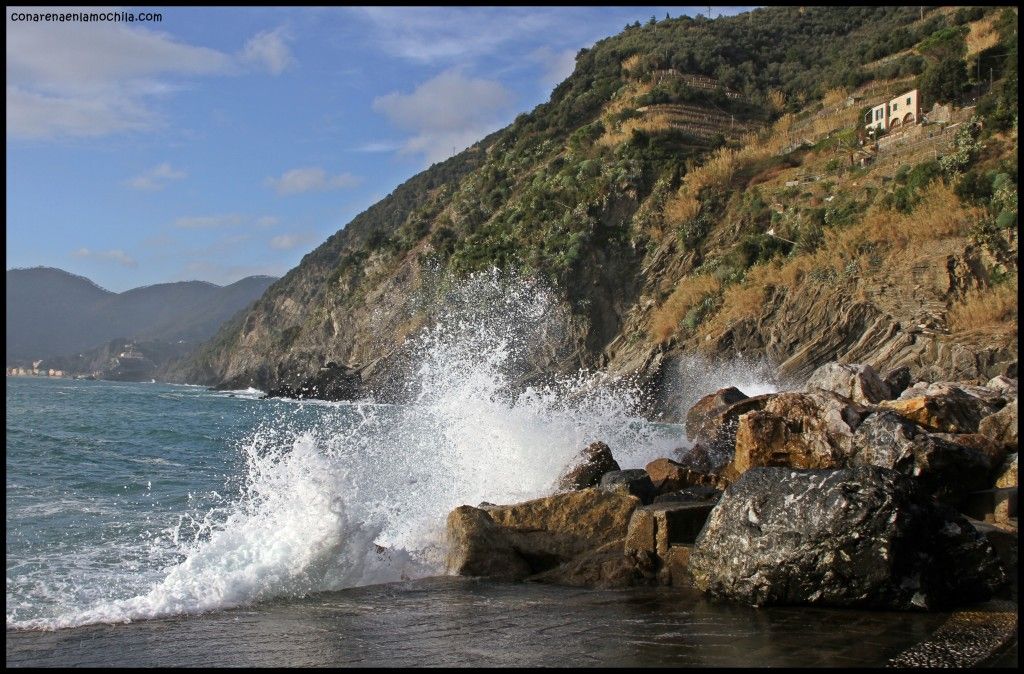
<box><xmin>6</xmin><ymin>6</ymin><xmax>749</xmax><ymax>291</ymax></box>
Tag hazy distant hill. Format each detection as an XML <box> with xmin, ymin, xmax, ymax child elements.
<box><xmin>5</xmin><ymin>267</ymin><xmax>277</xmax><ymax>364</ymax></box>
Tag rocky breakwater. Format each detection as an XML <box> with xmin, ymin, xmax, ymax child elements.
<box><xmin>444</xmin><ymin>363</ymin><xmax>1017</xmax><ymax>613</ymax></box>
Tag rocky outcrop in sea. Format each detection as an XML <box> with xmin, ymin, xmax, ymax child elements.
<box><xmin>445</xmin><ymin>362</ymin><xmax>1018</xmax><ymax>611</ymax></box>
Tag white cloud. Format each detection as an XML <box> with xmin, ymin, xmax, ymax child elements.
<box><xmin>173</xmin><ymin>214</ymin><xmax>244</xmax><ymax>229</ymax></box>
<box><xmin>124</xmin><ymin>162</ymin><xmax>187</xmax><ymax>191</ymax></box>
<box><xmin>373</xmin><ymin>69</ymin><xmax>513</xmax><ymax>164</ymax></box>
<box><xmin>255</xmin><ymin>215</ymin><xmax>280</xmax><ymax>228</ymax></box>
<box><xmin>6</xmin><ymin>15</ymin><xmax>294</xmax><ymax>140</ymax></box>
<box><xmin>71</xmin><ymin>247</ymin><xmax>138</xmax><ymax>268</ymax></box>
<box><xmin>349</xmin><ymin>7</ymin><xmax>561</xmax><ymax>64</ymax></box>
<box><xmin>269</xmin><ymin>232</ymin><xmax>317</xmax><ymax>250</ymax></box>
<box><xmin>240</xmin><ymin>27</ymin><xmax>295</xmax><ymax>75</ymax></box>
<box><xmin>264</xmin><ymin>167</ymin><xmax>361</xmax><ymax>195</ymax></box>
<box><xmin>530</xmin><ymin>46</ymin><xmax>578</xmax><ymax>88</ymax></box>
<box><xmin>351</xmin><ymin>140</ymin><xmax>403</xmax><ymax>153</ymax></box>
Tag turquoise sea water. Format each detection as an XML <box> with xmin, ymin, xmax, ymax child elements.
<box><xmin>6</xmin><ymin>371</ymin><xmax>681</xmax><ymax>631</ymax></box>
<box><xmin>6</xmin><ymin>377</ymin><xmax>270</xmax><ymax>627</ymax></box>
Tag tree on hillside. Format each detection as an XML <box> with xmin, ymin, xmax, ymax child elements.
<box><xmin>919</xmin><ymin>56</ymin><xmax>970</xmax><ymax>104</ymax></box>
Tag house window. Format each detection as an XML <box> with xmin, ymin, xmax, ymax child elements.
<box><xmin>893</xmin><ymin>102</ymin><xmax>898</xmax><ymax>111</ymax></box>
<box><xmin>906</xmin><ymin>97</ymin><xmax>912</xmax><ymax>105</ymax></box>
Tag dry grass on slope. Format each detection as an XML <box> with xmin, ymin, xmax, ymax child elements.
<box><xmin>694</xmin><ymin>182</ymin><xmax>985</xmax><ymax>338</ymax></box>
<box><xmin>948</xmin><ymin>282</ymin><xmax>1018</xmax><ymax>335</ymax></box>
<box><xmin>649</xmin><ymin>275</ymin><xmax>721</xmax><ymax>343</ymax></box>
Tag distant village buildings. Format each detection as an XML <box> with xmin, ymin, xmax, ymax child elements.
<box><xmin>864</xmin><ymin>88</ymin><xmax>921</xmax><ymax>133</ymax></box>
<box><xmin>6</xmin><ymin>366</ymin><xmax>66</xmax><ymax>377</ymax></box>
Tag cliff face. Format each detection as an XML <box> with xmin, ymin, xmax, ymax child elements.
<box><xmin>171</xmin><ymin>6</ymin><xmax>1018</xmax><ymax>404</ymax></box>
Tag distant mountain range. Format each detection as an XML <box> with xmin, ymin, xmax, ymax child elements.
<box><xmin>5</xmin><ymin>267</ymin><xmax>277</xmax><ymax>366</ymax></box>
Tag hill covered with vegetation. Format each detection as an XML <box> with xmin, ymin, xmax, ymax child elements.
<box><xmin>172</xmin><ymin>6</ymin><xmax>1018</xmax><ymax>411</ymax></box>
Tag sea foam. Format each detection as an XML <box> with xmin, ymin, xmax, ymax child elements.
<box><xmin>10</xmin><ymin>270</ymin><xmax>748</xmax><ymax>630</ymax></box>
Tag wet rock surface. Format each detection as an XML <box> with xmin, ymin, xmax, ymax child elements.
<box><xmin>263</xmin><ymin>362</ymin><xmax>363</xmax><ymax>401</ymax></box>
<box><xmin>599</xmin><ymin>469</ymin><xmax>656</xmax><ymax>504</ymax></box>
<box><xmin>689</xmin><ymin>466</ymin><xmax>1006</xmax><ymax>609</ymax></box>
<box><xmin>446</xmin><ymin>488</ymin><xmax>641</xmax><ymax>583</ymax></box>
<box><xmin>557</xmin><ymin>441</ymin><xmax>620</xmax><ymax>490</ymax></box>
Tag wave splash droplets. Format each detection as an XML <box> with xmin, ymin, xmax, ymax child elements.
<box><xmin>19</xmin><ymin>271</ymin><xmax>679</xmax><ymax>630</ymax></box>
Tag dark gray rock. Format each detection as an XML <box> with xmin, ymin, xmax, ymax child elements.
<box><xmin>685</xmin><ymin>386</ymin><xmax>749</xmax><ymax>440</ymax></box>
<box><xmin>882</xmin><ymin>366</ymin><xmax>913</xmax><ymax>398</ymax></box>
<box><xmin>599</xmin><ymin>469</ymin><xmax>656</xmax><ymax>504</ymax></box>
<box><xmin>653</xmin><ymin>485</ymin><xmax>722</xmax><ymax>504</ymax></box>
<box><xmin>851</xmin><ymin>411</ymin><xmax>1000</xmax><ymax>503</ymax></box>
<box><xmin>689</xmin><ymin>466</ymin><xmax>1005</xmax><ymax>610</ymax></box>
<box><xmin>851</xmin><ymin>410</ymin><xmax>922</xmax><ymax>473</ymax></box>
<box><xmin>558</xmin><ymin>441</ymin><xmax>620</xmax><ymax>490</ymax></box>
<box><xmin>264</xmin><ymin>362</ymin><xmax>362</xmax><ymax>401</ymax></box>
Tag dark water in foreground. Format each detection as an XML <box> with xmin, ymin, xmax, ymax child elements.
<box><xmin>7</xmin><ymin>576</ymin><xmax>950</xmax><ymax>667</ymax></box>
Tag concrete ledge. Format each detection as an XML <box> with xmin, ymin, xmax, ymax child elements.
<box><xmin>886</xmin><ymin>600</ymin><xmax>1018</xmax><ymax>667</ymax></box>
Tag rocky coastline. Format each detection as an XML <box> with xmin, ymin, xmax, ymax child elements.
<box><xmin>444</xmin><ymin>361</ymin><xmax>1018</xmax><ymax>613</ymax></box>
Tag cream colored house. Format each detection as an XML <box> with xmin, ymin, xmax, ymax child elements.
<box><xmin>864</xmin><ymin>89</ymin><xmax>921</xmax><ymax>132</ymax></box>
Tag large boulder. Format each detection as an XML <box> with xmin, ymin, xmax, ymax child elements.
<box><xmin>979</xmin><ymin>398</ymin><xmax>1017</xmax><ymax>451</ymax></box>
<box><xmin>645</xmin><ymin>457</ymin><xmax>727</xmax><ymax>493</ymax></box>
<box><xmin>445</xmin><ymin>506</ymin><xmax>533</xmax><ymax>580</ymax></box>
<box><xmin>445</xmin><ymin>488</ymin><xmax>641</xmax><ymax>582</ymax></box>
<box><xmin>985</xmin><ymin>375</ymin><xmax>1017</xmax><ymax>397</ymax></box>
<box><xmin>599</xmin><ymin>469</ymin><xmax>656</xmax><ymax>503</ymax></box>
<box><xmin>806</xmin><ymin>362</ymin><xmax>892</xmax><ymax>405</ymax></box>
<box><xmin>682</xmin><ymin>393</ymin><xmax>776</xmax><ymax>471</ymax></box>
<box><xmin>557</xmin><ymin>441</ymin><xmax>620</xmax><ymax>490</ymax></box>
<box><xmin>851</xmin><ymin>412</ymin><xmax>1002</xmax><ymax>502</ymax></box>
<box><xmin>883</xmin><ymin>366</ymin><xmax>913</xmax><ymax>398</ymax></box>
<box><xmin>689</xmin><ymin>466</ymin><xmax>1006</xmax><ymax>610</ymax></box>
<box><xmin>882</xmin><ymin>385</ymin><xmax>1002</xmax><ymax>434</ymax></box>
<box><xmin>731</xmin><ymin>391</ymin><xmax>869</xmax><ymax>475</ymax></box>
<box><xmin>685</xmin><ymin>386</ymin><xmax>749</xmax><ymax>440</ymax></box>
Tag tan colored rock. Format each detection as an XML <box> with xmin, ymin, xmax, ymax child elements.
<box><xmin>731</xmin><ymin>391</ymin><xmax>867</xmax><ymax>475</ymax></box>
<box><xmin>447</xmin><ymin>489</ymin><xmax>643</xmax><ymax>583</ymax></box>
<box><xmin>805</xmin><ymin>362</ymin><xmax>891</xmax><ymax>404</ymax></box>
<box><xmin>644</xmin><ymin>457</ymin><xmax>727</xmax><ymax>493</ymax></box>
<box><xmin>624</xmin><ymin>502</ymin><xmax>716</xmax><ymax>559</ymax></box>
<box><xmin>995</xmin><ymin>454</ymin><xmax>1017</xmax><ymax>489</ymax></box>
<box><xmin>660</xmin><ymin>544</ymin><xmax>695</xmax><ymax>588</ymax></box>
<box><xmin>527</xmin><ymin>539</ymin><xmax>655</xmax><ymax>589</ymax></box>
<box><xmin>484</xmin><ymin>488</ymin><xmax>641</xmax><ymax>563</ymax></box>
<box><xmin>557</xmin><ymin>440</ymin><xmax>620</xmax><ymax>490</ymax></box>
<box><xmin>682</xmin><ymin>393</ymin><xmax>776</xmax><ymax>471</ymax></box>
<box><xmin>880</xmin><ymin>387</ymin><xmax>998</xmax><ymax>433</ymax></box>
<box><xmin>979</xmin><ymin>399</ymin><xmax>1017</xmax><ymax>451</ymax></box>
<box><xmin>898</xmin><ymin>381</ymin><xmax>1007</xmax><ymax>406</ymax></box>
<box><xmin>445</xmin><ymin>505</ymin><xmax>532</xmax><ymax>580</ymax></box>
<box><xmin>985</xmin><ymin>375</ymin><xmax>1018</xmax><ymax>396</ymax></box>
